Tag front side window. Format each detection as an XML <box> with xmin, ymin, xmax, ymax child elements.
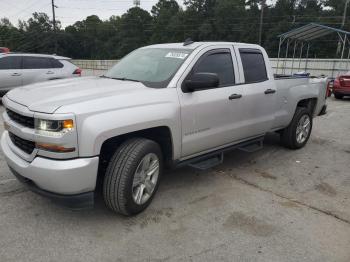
<box><xmin>0</xmin><ymin>56</ymin><xmax>22</xmax><ymax>70</ymax></box>
<box><xmin>105</xmin><ymin>48</ymin><xmax>192</xmax><ymax>88</ymax></box>
<box><xmin>23</xmin><ymin>57</ymin><xmax>51</xmax><ymax>69</ymax></box>
<box><xmin>191</xmin><ymin>50</ymin><xmax>235</xmax><ymax>87</ymax></box>
<box><xmin>239</xmin><ymin>49</ymin><xmax>268</xmax><ymax>83</ymax></box>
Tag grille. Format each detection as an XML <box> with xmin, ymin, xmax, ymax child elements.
<box><xmin>9</xmin><ymin>132</ymin><xmax>35</xmax><ymax>154</ymax></box>
<box><xmin>6</xmin><ymin>109</ymin><xmax>35</xmax><ymax>129</ymax></box>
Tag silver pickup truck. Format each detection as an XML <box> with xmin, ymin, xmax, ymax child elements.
<box><xmin>1</xmin><ymin>42</ymin><xmax>327</xmax><ymax>215</ymax></box>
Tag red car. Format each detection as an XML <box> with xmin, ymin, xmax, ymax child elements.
<box><xmin>0</xmin><ymin>47</ymin><xmax>10</xmax><ymax>53</ymax></box>
<box><xmin>333</xmin><ymin>74</ymin><xmax>350</xmax><ymax>99</ymax></box>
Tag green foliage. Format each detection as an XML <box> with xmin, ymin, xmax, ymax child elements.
<box><xmin>0</xmin><ymin>0</ymin><xmax>349</xmax><ymax>58</ymax></box>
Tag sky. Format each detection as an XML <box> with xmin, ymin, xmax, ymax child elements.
<box><xmin>0</xmin><ymin>0</ymin><xmax>184</xmax><ymax>27</ymax></box>
<box><xmin>0</xmin><ymin>0</ymin><xmax>275</xmax><ymax>28</ymax></box>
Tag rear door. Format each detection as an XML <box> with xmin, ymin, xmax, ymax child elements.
<box><xmin>234</xmin><ymin>47</ymin><xmax>276</xmax><ymax>137</ymax></box>
<box><xmin>49</xmin><ymin>58</ymin><xmax>65</xmax><ymax>78</ymax></box>
<box><xmin>22</xmin><ymin>56</ymin><xmax>56</xmax><ymax>85</ymax></box>
<box><xmin>177</xmin><ymin>46</ymin><xmax>244</xmax><ymax>158</ymax></box>
<box><xmin>0</xmin><ymin>56</ymin><xmax>23</xmax><ymax>91</ymax></box>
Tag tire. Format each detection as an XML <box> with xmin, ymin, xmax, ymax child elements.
<box><xmin>103</xmin><ymin>138</ymin><xmax>163</xmax><ymax>216</ymax></box>
<box><xmin>334</xmin><ymin>94</ymin><xmax>343</xmax><ymax>99</ymax></box>
<box><xmin>281</xmin><ymin>107</ymin><xmax>313</xmax><ymax>149</ymax></box>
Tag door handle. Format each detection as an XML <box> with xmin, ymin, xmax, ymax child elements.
<box><xmin>11</xmin><ymin>73</ymin><xmax>21</xmax><ymax>76</ymax></box>
<box><xmin>264</xmin><ymin>89</ymin><xmax>276</xmax><ymax>94</ymax></box>
<box><xmin>46</xmin><ymin>71</ymin><xmax>54</xmax><ymax>75</ymax></box>
<box><xmin>229</xmin><ymin>94</ymin><xmax>242</xmax><ymax>100</ymax></box>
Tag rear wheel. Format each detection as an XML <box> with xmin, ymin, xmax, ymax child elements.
<box><xmin>281</xmin><ymin>107</ymin><xmax>312</xmax><ymax>149</ymax></box>
<box><xmin>334</xmin><ymin>94</ymin><xmax>343</xmax><ymax>99</ymax></box>
<box><xmin>103</xmin><ymin>138</ymin><xmax>163</xmax><ymax>216</ymax></box>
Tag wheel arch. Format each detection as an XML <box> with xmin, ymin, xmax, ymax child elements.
<box><xmin>296</xmin><ymin>97</ymin><xmax>318</xmax><ymax>116</ymax></box>
<box><xmin>96</xmin><ymin>126</ymin><xmax>174</xmax><ymax>192</ymax></box>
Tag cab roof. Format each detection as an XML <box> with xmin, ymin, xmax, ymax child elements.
<box><xmin>143</xmin><ymin>41</ymin><xmax>261</xmax><ymax>50</ymax></box>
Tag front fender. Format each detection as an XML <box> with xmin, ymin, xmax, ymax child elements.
<box><xmin>76</xmin><ymin>102</ymin><xmax>181</xmax><ymax>159</ymax></box>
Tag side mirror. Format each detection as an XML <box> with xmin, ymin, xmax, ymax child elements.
<box><xmin>183</xmin><ymin>73</ymin><xmax>220</xmax><ymax>92</ymax></box>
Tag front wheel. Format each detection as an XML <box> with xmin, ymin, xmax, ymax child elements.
<box><xmin>281</xmin><ymin>107</ymin><xmax>313</xmax><ymax>149</ymax></box>
<box><xmin>103</xmin><ymin>138</ymin><xmax>163</xmax><ymax>216</ymax></box>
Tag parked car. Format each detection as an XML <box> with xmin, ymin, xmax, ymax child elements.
<box><xmin>326</xmin><ymin>78</ymin><xmax>334</xmax><ymax>97</ymax></box>
<box><xmin>332</xmin><ymin>73</ymin><xmax>350</xmax><ymax>99</ymax></box>
<box><xmin>0</xmin><ymin>42</ymin><xmax>327</xmax><ymax>215</ymax></box>
<box><xmin>0</xmin><ymin>47</ymin><xmax>10</xmax><ymax>53</ymax></box>
<box><xmin>0</xmin><ymin>53</ymin><xmax>81</xmax><ymax>95</ymax></box>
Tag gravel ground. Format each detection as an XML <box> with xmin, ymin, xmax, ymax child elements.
<box><xmin>0</xmin><ymin>97</ymin><xmax>349</xmax><ymax>262</ymax></box>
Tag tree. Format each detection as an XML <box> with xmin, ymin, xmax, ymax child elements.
<box><xmin>0</xmin><ymin>18</ymin><xmax>23</xmax><ymax>51</ymax></box>
<box><xmin>15</xmin><ymin>12</ymin><xmax>58</xmax><ymax>54</ymax></box>
<box><xmin>115</xmin><ymin>7</ymin><xmax>153</xmax><ymax>57</ymax></box>
<box><xmin>151</xmin><ymin>0</ymin><xmax>181</xmax><ymax>43</ymax></box>
<box><xmin>0</xmin><ymin>0</ymin><xmax>349</xmax><ymax>59</ymax></box>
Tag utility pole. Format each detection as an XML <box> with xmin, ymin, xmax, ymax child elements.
<box><xmin>133</xmin><ymin>0</ymin><xmax>140</xmax><ymax>7</ymax></box>
<box><xmin>51</xmin><ymin>0</ymin><xmax>58</xmax><ymax>54</ymax></box>
<box><xmin>259</xmin><ymin>0</ymin><xmax>266</xmax><ymax>46</ymax></box>
<box><xmin>342</xmin><ymin>0</ymin><xmax>350</xmax><ymax>28</ymax></box>
<box><xmin>337</xmin><ymin>0</ymin><xmax>350</xmax><ymax>56</ymax></box>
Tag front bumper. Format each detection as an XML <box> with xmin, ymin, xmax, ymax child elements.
<box><xmin>0</xmin><ymin>131</ymin><xmax>99</xmax><ymax>208</ymax></box>
<box><xmin>10</xmin><ymin>168</ymin><xmax>94</xmax><ymax>209</ymax></box>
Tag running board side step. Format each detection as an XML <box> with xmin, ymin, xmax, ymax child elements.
<box><xmin>176</xmin><ymin>136</ymin><xmax>264</xmax><ymax>170</ymax></box>
<box><xmin>237</xmin><ymin>139</ymin><xmax>263</xmax><ymax>153</ymax></box>
<box><xmin>188</xmin><ymin>153</ymin><xmax>224</xmax><ymax>170</ymax></box>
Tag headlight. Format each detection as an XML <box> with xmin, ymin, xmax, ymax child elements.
<box><xmin>35</xmin><ymin>119</ymin><xmax>74</xmax><ymax>132</ymax></box>
<box><xmin>34</xmin><ymin>118</ymin><xmax>76</xmax><ymax>153</ymax></box>
<box><xmin>35</xmin><ymin>119</ymin><xmax>74</xmax><ymax>137</ymax></box>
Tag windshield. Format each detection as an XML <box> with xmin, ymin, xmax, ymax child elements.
<box><xmin>105</xmin><ymin>48</ymin><xmax>192</xmax><ymax>88</ymax></box>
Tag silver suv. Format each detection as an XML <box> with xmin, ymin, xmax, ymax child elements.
<box><xmin>0</xmin><ymin>53</ymin><xmax>81</xmax><ymax>94</ymax></box>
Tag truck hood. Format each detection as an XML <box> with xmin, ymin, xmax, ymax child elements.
<box><xmin>6</xmin><ymin>77</ymin><xmax>148</xmax><ymax>113</ymax></box>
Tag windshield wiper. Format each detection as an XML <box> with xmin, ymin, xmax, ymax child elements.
<box><xmin>110</xmin><ymin>77</ymin><xmax>140</xmax><ymax>82</ymax></box>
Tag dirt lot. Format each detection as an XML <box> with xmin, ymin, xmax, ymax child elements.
<box><xmin>0</xmin><ymin>97</ymin><xmax>350</xmax><ymax>262</ymax></box>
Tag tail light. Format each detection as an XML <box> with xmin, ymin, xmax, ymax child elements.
<box><xmin>333</xmin><ymin>77</ymin><xmax>340</xmax><ymax>89</ymax></box>
<box><xmin>73</xmin><ymin>68</ymin><xmax>82</xmax><ymax>76</ymax></box>
<box><xmin>326</xmin><ymin>81</ymin><xmax>332</xmax><ymax>98</ymax></box>
<box><xmin>0</xmin><ymin>47</ymin><xmax>10</xmax><ymax>53</ymax></box>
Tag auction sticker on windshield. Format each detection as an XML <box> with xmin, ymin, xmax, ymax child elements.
<box><xmin>165</xmin><ymin>52</ymin><xmax>189</xmax><ymax>59</ymax></box>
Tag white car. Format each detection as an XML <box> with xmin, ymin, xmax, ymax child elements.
<box><xmin>0</xmin><ymin>53</ymin><xmax>81</xmax><ymax>94</ymax></box>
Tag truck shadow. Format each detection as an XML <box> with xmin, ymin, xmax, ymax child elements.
<box><xmin>88</xmin><ymin>132</ymin><xmax>283</xmax><ymax>218</ymax></box>
<box><xmin>15</xmin><ymin>132</ymin><xmax>284</xmax><ymax>222</ymax></box>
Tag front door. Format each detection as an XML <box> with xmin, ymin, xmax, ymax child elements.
<box><xmin>0</xmin><ymin>56</ymin><xmax>22</xmax><ymax>91</ymax></box>
<box><xmin>177</xmin><ymin>46</ymin><xmax>244</xmax><ymax>158</ymax></box>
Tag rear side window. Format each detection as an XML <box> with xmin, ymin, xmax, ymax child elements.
<box><xmin>239</xmin><ymin>49</ymin><xmax>268</xmax><ymax>83</ymax></box>
<box><xmin>0</xmin><ymin>56</ymin><xmax>22</xmax><ymax>70</ymax></box>
<box><xmin>23</xmin><ymin>57</ymin><xmax>51</xmax><ymax>69</ymax></box>
<box><xmin>50</xmin><ymin>58</ymin><xmax>64</xmax><ymax>68</ymax></box>
<box><xmin>193</xmin><ymin>49</ymin><xmax>235</xmax><ymax>86</ymax></box>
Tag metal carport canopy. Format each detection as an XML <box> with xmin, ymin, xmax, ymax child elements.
<box><xmin>276</xmin><ymin>23</ymin><xmax>350</xmax><ymax>74</ymax></box>
<box><xmin>278</xmin><ymin>23</ymin><xmax>350</xmax><ymax>41</ymax></box>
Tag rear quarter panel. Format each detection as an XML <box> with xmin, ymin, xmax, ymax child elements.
<box><xmin>273</xmin><ymin>77</ymin><xmax>326</xmax><ymax>130</ymax></box>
